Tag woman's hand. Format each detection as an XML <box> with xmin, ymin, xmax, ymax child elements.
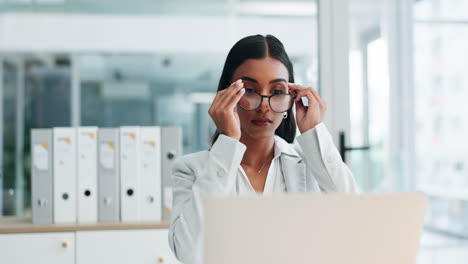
<box><xmin>288</xmin><ymin>84</ymin><xmax>327</xmax><ymax>133</ymax></box>
<box><xmin>208</xmin><ymin>79</ymin><xmax>245</xmax><ymax>140</ymax></box>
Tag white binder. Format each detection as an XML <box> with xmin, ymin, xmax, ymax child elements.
<box><xmin>53</xmin><ymin>127</ymin><xmax>77</xmax><ymax>223</ymax></box>
<box><xmin>31</xmin><ymin>129</ymin><xmax>54</xmax><ymax>224</ymax></box>
<box><xmin>0</xmin><ymin>172</ymin><xmax>2</xmax><ymax>216</ymax></box>
<box><xmin>161</xmin><ymin>126</ymin><xmax>182</xmax><ymax>220</ymax></box>
<box><xmin>98</xmin><ymin>128</ymin><xmax>120</xmax><ymax>222</ymax></box>
<box><xmin>140</xmin><ymin>127</ymin><xmax>162</xmax><ymax>221</ymax></box>
<box><xmin>77</xmin><ymin>127</ymin><xmax>98</xmax><ymax>223</ymax></box>
<box><xmin>120</xmin><ymin>126</ymin><xmax>141</xmax><ymax>221</ymax></box>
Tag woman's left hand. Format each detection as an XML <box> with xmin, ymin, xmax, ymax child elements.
<box><xmin>288</xmin><ymin>83</ymin><xmax>327</xmax><ymax>133</ymax></box>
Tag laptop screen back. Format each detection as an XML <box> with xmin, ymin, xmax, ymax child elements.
<box><xmin>203</xmin><ymin>193</ymin><xmax>427</xmax><ymax>264</ymax></box>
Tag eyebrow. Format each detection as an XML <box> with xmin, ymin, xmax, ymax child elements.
<box><xmin>240</xmin><ymin>76</ymin><xmax>288</xmax><ymax>84</ymax></box>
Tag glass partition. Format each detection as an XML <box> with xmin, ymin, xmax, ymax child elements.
<box><xmin>414</xmin><ymin>0</ymin><xmax>468</xmax><ymax>238</ymax></box>
<box><xmin>0</xmin><ymin>0</ymin><xmax>318</xmax><ymax>216</ymax></box>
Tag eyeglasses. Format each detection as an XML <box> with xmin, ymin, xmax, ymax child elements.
<box><xmin>239</xmin><ymin>89</ymin><xmax>296</xmax><ymax>113</ymax></box>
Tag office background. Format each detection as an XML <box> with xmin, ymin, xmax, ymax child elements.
<box><xmin>0</xmin><ymin>0</ymin><xmax>467</xmax><ymax>263</ymax></box>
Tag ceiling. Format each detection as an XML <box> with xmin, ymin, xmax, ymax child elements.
<box><xmin>1</xmin><ymin>0</ymin><xmax>381</xmax><ymax>36</ymax></box>
<box><xmin>1</xmin><ymin>0</ymin><xmax>380</xmax><ymax>34</ymax></box>
<box><xmin>3</xmin><ymin>0</ymin><xmax>383</xmax><ymax>87</ymax></box>
<box><xmin>0</xmin><ymin>0</ymin><xmax>318</xmax><ymax>16</ymax></box>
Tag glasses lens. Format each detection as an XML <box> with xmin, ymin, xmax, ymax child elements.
<box><xmin>239</xmin><ymin>91</ymin><xmax>261</xmax><ymax>110</ymax></box>
<box><xmin>270</xmin><ymin>94</ymin><xmax>293</xmax><ymax>112</ymax></box>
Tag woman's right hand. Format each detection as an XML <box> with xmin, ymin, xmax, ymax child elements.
<box><xmin>208</xmin><ymin>79</ymin><xmax>245</xmax><ymax>141</ymax></box>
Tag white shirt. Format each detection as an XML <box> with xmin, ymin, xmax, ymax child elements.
<box><xmin>236</xmin><ymin>141</ymin><xmax>286</xmax><ymax>195</ymax></box>
<box><xmin>169</xmin><ymin>123</ymin><xmax>358</xmax><ymax>264</ymax></box>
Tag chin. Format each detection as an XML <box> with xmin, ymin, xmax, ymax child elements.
<box><xmin>242</xmin><ymin>124</ymin><xmax>280</xmax><ymax>140</ymax></box>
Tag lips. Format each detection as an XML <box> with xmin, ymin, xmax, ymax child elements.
<box><xmin>251</xmin><ymin>118</ymin><xmax>273</xmax><ymax>127</ymax></box>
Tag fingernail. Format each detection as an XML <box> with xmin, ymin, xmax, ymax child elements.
<box><xmin>236</xmin><ymin>79</ymin><xmax>243</xmax><ymax>84</ymax></box>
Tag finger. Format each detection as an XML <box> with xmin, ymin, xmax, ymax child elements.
<box><xmin>226</xmin><ymin>88</ymin><xmax>245</xmax><ymax>109</ymax></box>
<box><xmin>299</xmin><ymin>92</ymin><xmax>320</xmax><ymax>110</ymax></box>
<box><xmin>225</xmin><ymin>84</ymin><xmax>245</xmax><ymax>106</ymax></box>
<box><xmin>209</xmin><ymin>93</ymin><xmax>222</xmax><ymax>112</ymax></box>
<box><xmin>305</xmin><ymin>90</ymin><xmax>319</xmax><ymax>107</ymax></box>
<box><xmin>293</xmin><ymin>90</ymin><xmax>305</xmax><ymax>102</ymax></box>
<box><xmin>309</xmin><ymin>88</ymin><xmax>323</xmax><ymax>103</ymax></box>
<box><xmin>308</xmin><ymin>88</ymin><xmax>327</xmax><ymax>111</ymax></box>
<box><xmin>320</xmin><ymin>99</ymin><xmax>327</xmax><ymax>112</ymax></box>
<box><xmin>217</xmin><ymin>80</ymin><xmax>244</xmax><ymax>107</ymax></box>
<box><xmin>209</xmin><ymin>88</ymin><xmax>243</xmax><ymax>119</ymax></box>
<box><xmin>293</xmin><ymin>89</ymin><xmax>315</xmax><ymax>104</ymax></box>
<box><xmin>288</xmin><ymin>84</ymin><xmax>314</xmax><ymax>104</ymax></box>
<box><xmin>290</xmin><ymin>85</ymin><xmax>316</xmax><ymax>96</ymax></box>
<box><xmin>210</xmin><ymin>81</ymin><xmax>240</xmax><ymax>114</ymax></box>
<box><xmin>295</xmin><ymin>97</ymin><xmax>308</xmax><ymax>117</ymax></box>
<box><xmin>288</xmin><ymin>83</ymin><xmax>306</xmax><ymax>89</ymax></box>
<box><xmin>288</xmin><ymin>83</ymin><xmax>308</xmax><ymax>94</ymax></box>
<box><xmin>226</xmin><ymin>79</ymin><xmax>244</xmax><ymax>93</ymax></box>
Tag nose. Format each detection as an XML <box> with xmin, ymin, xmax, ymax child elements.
<box><xmin>256</xmin><ymin>95</ymin><xmax>271</xmax><ymax>112</ymax></box>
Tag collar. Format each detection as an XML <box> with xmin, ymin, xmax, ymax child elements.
<box><xmin>274</xmin><ymin>135</ymin><xmax>301</xmax><ymax>159</ymax></box>
<box><xmin>274</xmin><ymin>135</ymin><xmax>306</xmax><ymax>192</ymax></box>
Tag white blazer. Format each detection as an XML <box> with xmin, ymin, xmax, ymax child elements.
<box><xmin>169</xmin><ymin>123</ymin><xmax>358</xmax><ymax>263</ymax></box>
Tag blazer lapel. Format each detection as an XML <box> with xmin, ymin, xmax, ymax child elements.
<box><xmin>280</xmin><ymin>155</ymin><xmax>306</xmax><ymax>193</ymax></box>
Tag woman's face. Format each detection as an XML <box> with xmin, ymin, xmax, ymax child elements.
<box><xmin>231</xmin><ymin>56</ymin><xmax>290</xmax><ymax>141</ymax></box>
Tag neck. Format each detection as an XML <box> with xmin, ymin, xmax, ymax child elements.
<box><xmin>240</xmin><ymin>133</ymin><xmax>275</xmax><ymax>167</ymax></box>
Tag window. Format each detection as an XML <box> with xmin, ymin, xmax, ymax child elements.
<box><xmin>0</xmin><ymin>1</ymin><xmax>319</xmax><ymax>216</ymax></box>
<box><xmin>414</xmin><ymin>0</ymin><xmax>468</xmax><ymax>238</ymax></box>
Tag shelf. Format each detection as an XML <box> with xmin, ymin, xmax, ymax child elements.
<box><xmin>0</xmin><ymin>216</ymin><xmax>170</xmax><ymax>234</ymax></box>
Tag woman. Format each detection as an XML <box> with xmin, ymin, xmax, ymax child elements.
<box><xmin>169</xmin><ymin>34</ymin><xmax>358</xmax><ymax>263</ymax></box>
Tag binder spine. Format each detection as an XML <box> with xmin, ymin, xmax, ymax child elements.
<box><xmin>98</xmin><ymin>128</ymin><xmax>120</xmax><ymax>222</ymax></box>
<box><xmin>140</xmin><ymin>127</ymin><xmax>162</xmax><ymax>221</ymax></box>
<box><xmin>31</xmin><ymin>129</ymin><xmax>54</xmax><ymax>224</ymax></box>
<box><xmin>120</xmin><ymin>126</ymin><xmax>141</xmax><ymax>222</ymax></box>
<box><xmin>77</xmin><ymin>127</ymin><xmax>98</xmax><ymax>223</ymax></box>
<box><xmin>52</xmin><ymin>127</ymin><xmax>77</xmax><ymax>223</ymax></box>
<box><xmin>161</xmin><ymin>126</ymin><xmax>182</xmax><ymax>220</ymax></box>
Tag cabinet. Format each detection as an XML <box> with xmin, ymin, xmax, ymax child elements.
<box><xmin>0</xmin><ymin>232</ymin><xmax>75</xmax><ymax>264</ymax></box>
<box><xmin>0</xmin><ymin>220</ymin><xmax>180</xmax><ymax>264</ymax></box>
<box><xmin>76</xmin><ymin>229</ymin><xmax>180</xmax><ymax>264</ymax></box>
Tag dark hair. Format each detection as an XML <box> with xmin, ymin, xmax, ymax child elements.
<box><xmin>211</xmin><ymin>34</ymin><xmax>296</xmax><ymax>145</ymax></box>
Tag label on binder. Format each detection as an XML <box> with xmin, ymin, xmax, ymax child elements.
<box><xmin>100</xmin><ymin>141</ymin><xmax>115</xmax><ymax>169</ymax></box>
<box><xmin>33</xmin><ymin>143</ymin><xmax>49</xmax><ymax>170</ymax></box>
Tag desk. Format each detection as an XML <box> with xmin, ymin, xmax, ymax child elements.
<box><xmin>0</xmin><ymin>217</ymin><xmax>179</xmax><ymax>264</ymax></box>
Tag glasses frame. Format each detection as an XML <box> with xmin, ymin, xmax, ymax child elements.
<box><xmin>238</xmin><ymin>90</ymin><xmax>296</xmax><ymax>113</ymax></box>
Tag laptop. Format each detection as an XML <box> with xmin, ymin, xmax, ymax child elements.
<box><xmin>202</xmin><ymin>193</ymin><xmax>427</xmax><ymax>264</ymax></box>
